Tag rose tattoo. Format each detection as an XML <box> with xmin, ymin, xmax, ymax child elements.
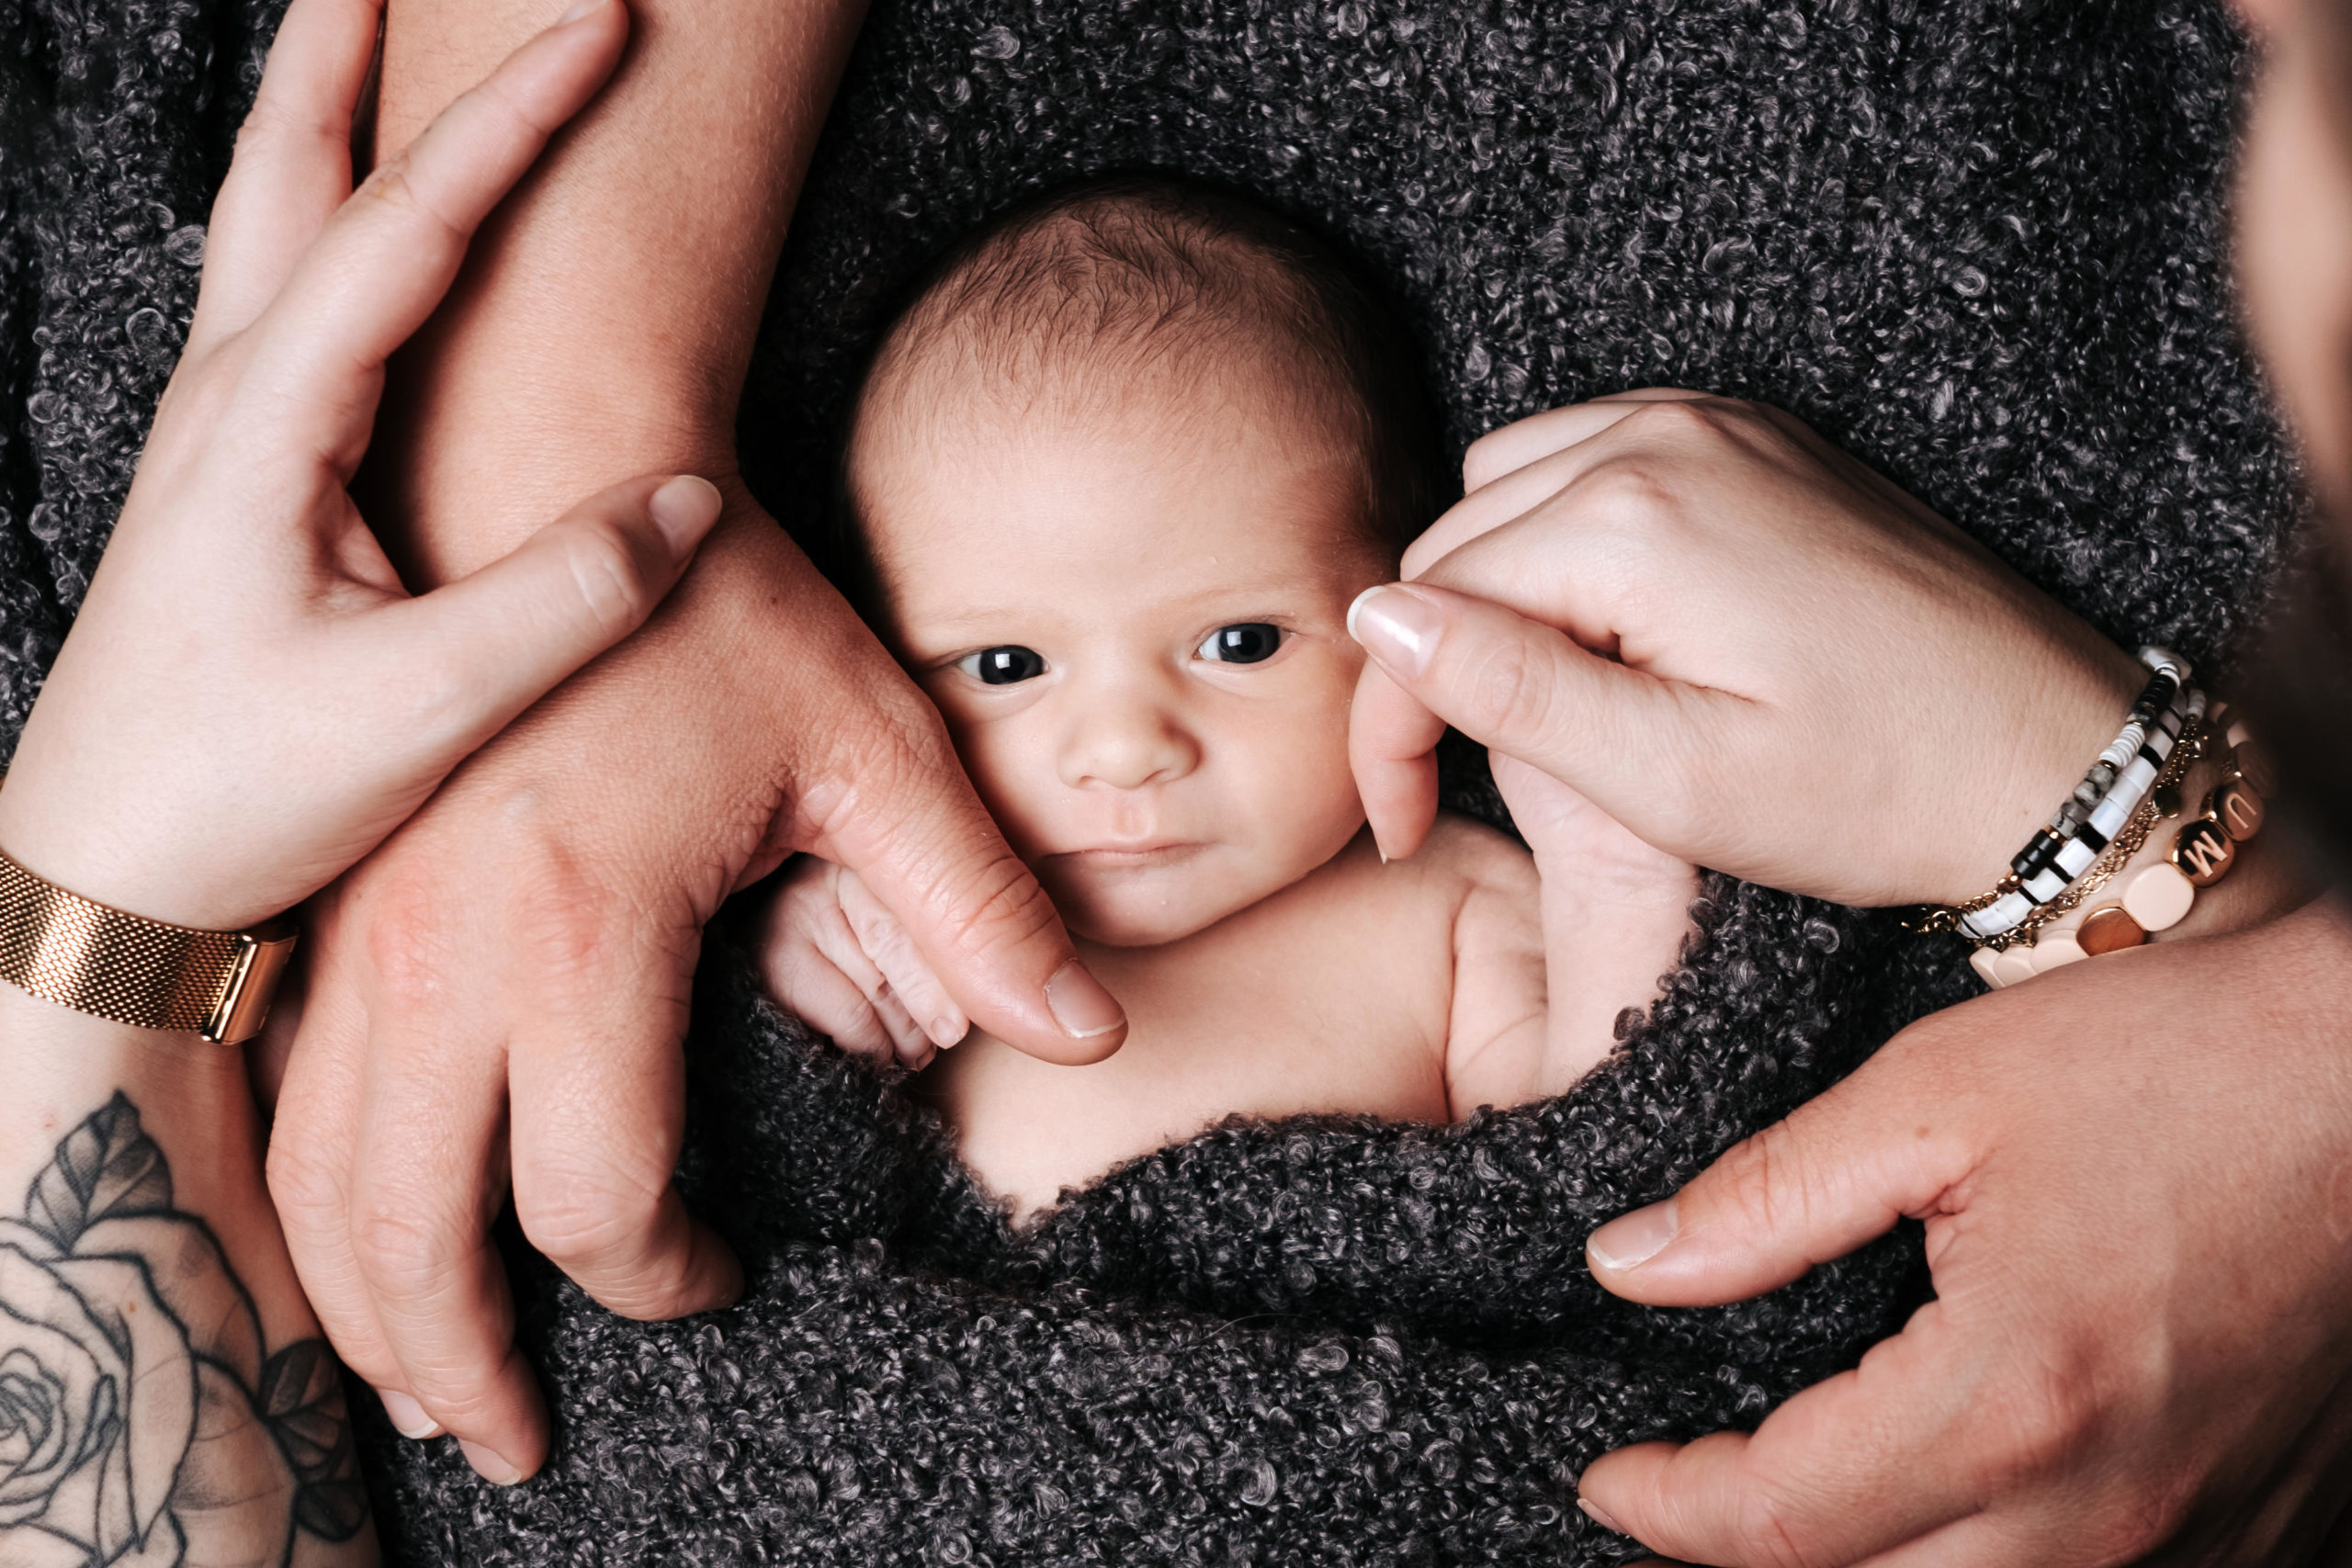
<box><xmin>0</xmin><ymin>1095</ymin><xmax>366</xmax><ymax>1566</ymax></box>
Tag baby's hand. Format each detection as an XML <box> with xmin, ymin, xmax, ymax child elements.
<box><xmin>1495</xmin><ymin>752</ymin><xmax>1700</xmax><ymax>1088</ymax></box>
<box><xmin>1494</xmin><ymin>755</ymin><xmax>1693</xmax><ymax>895</ymax></box>
<box><xmin>755</xmin><ymin>858</ymin><xmax>972</xmax><ymax>1070</ymax></box>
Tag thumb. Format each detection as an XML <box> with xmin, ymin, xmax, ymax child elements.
<box><xmin>1346</xmin><ymin>583</ymin><xmax>1722</xmax><ymax>843</ymax></box>
<box><xmin>385</xmin><ymin>473</ymin><xmax>722</xmax><ymax>750</ymax></box>
<box><xmin>807</xmin><ymin>675</ymin><xmax>1128</xmax><ymax>1066</ymax></box>
<box><xmin>1583</xmin><ymin>1071</ymin><xmax>1974</xmax><ymax>1306</ymax></box>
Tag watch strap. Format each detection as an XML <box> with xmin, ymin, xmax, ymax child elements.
<box><xmin>0</xmin><ymin>850</ymin><xmax>296</xmax><ymax>1043</ymax></box>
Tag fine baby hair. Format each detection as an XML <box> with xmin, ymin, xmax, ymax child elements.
<box><xmin>831</xmin><ymin>173</ymin><xmax>1448</xmax><ymax>594</ymax></box>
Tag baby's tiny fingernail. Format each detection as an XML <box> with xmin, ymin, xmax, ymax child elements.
<box><xmin>1348</xmin><ymin>585</ymin><xmax>1442</xmax><ymax>680</ymax></box>
<box><xmin>649</xmin><ymin>475</ymin><xmax>723</xmax><ymax>562</ymax></box>
<box><xmin>378</xmin><ymin>1388</ymin><xmax>442</xmax><ymax>1439</ymax></box>
<box><xmin>926</xmin><ymin>1012</ymin><xmax>968</xmax><ymax>1050</ymax></box>
<box><xmin>1046</xmin><ymin>959</ymin><xmax>1125</xmax><ymax>1040</ymax></box>
<box><xmin>459</xmin><ymin>1439</ymin><xmax>527</xmax><ymax>1486</ymax></box>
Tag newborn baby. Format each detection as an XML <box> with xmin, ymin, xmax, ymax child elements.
<box><xmin>761</xmin><ymin>177</ymin><xmax>1697</xmax><ymax>1216</ymax></box>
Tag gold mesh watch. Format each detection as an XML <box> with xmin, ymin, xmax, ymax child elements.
<box><xmin>0</xmin><ymin>849</ymin><xmax>297</xmax><ymax>1044</ymax></box>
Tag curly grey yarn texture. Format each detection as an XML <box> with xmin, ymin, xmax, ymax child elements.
<box><xmin>0</xmin><ymin>0</ymin><xmax>2300</xmax><ymax>1562</ymax></box>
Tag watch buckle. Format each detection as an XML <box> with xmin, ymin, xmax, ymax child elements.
<box><xmin>202</xmin><ymin>921</ymin><xmax>299</xmax><ymax>1045</ymax></box>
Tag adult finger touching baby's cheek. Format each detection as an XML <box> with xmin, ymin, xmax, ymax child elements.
<box><xmin>786</xmin><ymin>613</ymin><xmax>1126</xmax><ymax>1066</ymax></box>
<box><xmin>1346</xmin><ymin>656</ymin><xmax>1444</xmax><ymax>862</ymax></box>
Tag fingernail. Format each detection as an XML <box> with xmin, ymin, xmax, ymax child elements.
<box><xmin>1045</xmin><ymin>959</ymin><xmax>1125</xmax><ymax>1040</ymax></box>
<box><xmin>558</xmin><ymin>0</ymin><xmax>609</xmax><ymax>24</ymax></box>
<box><xmin>378</xmin><ymin>1388</ymin><xmax>442</xmax><ymax>1439</ymax></box>
<box><xmin>459</xmin><ymin>1439</ymin><xmax>526</xmax><ymax>1486</ymax></box>
<box><xmin>1347</xmin><ymin>585</ymin><xmax>1441</xmax><ymax>679</ymax></box>
<box><xmin>926</xmin><ymin>1012</ymin><xmax>967</xmax><ymax>1050</ymax></box>
<box><xmin>649</xmin><ymin>475</ymin><xmax>723</xmax><ymax>562</ymax></box>
<box><xmin>1587</xmin><ymin>1200</ymin><xmax>1679</xmax><ymax>1272</ymax></box>
<box><xmin>1577</xmin><ymin>1497</ymin><xmax>1628</xmax><ymax>1535</ymax></box>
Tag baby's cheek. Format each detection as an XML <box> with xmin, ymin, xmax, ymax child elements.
<box><xmin>1237</xmin><ymin>691</ymin><xmax>1363</xmax><ymax>871</ymax></box>
<box><xmin>935</xmin><ymin>712</ymin><xmax>1058</xmax><ymax>860</ymax></box>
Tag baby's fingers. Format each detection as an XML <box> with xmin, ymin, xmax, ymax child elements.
<box><xmin>759</xmin><ymin>919</ymin><xmax>902</xmax><ymax>1068</ymax></box>
<box><xmin>241</xmin><ymin>0</ymin><xmax>628</xmax><ymax>454</ymax></box>
<box><xmin>838</xmin><ymin>868</ymin><xmax>970</xmax><ymax>1052</ymax></box>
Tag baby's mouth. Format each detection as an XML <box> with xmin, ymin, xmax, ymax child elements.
<box><xmin>1050</xmin><ymin>841</ymin><xmax>1207</xmax><ymax>869</ymax></box>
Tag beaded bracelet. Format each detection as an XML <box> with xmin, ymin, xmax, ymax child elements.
<box><xmin>1914</xmin><ymin>654</ymin><xmax>2199</xmax><ymax>944</ymax></box>
<box><xmin>1972</xmin><ymin>705</ymin><xmax>2273</xmax><ymax>988</ymax></box>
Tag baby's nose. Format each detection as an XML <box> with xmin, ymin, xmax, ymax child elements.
<box><xmin>1059</xmin><ymin>697</ymin><xmax>1202</xmax><ymax>791</ymax></box>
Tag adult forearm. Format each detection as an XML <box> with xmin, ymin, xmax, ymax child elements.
<box><xmin>0</xmin><ymin>989</ymin><xmax>376</xmax><ymax>1563</ymax></box>
<box><xmin>370</xmin><ymin>0</ymin><xmax>867</xmax><ymax>578</ymax></box>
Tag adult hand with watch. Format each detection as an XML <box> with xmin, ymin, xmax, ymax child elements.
<box><xmin>0</xmin><ymin>0</ymin><xmax>722</xmax><ymax>1555</ymax></box>
<box><xmin>1347</xmin><ymin>389</ymin><xmax>2352</xmax><ymax>1562</ymax></box>
<box><xmin>259</xmin><ymin>0</ymin><xmax>1133</xmax><ymax>1489</ymax></box>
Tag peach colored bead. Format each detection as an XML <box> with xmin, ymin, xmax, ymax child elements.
<box><xmin>2030</xmin><ymin>934</ymin><xmax>2089</xmax><ymax>973</ymax></box>
<box><xmin>2122</xmin><ymin>862</ymin><xmax>2197</xmax><ymax>931</ymax></box>
<box><xmin>1992</xmin><ymin>948</ymin><xmax>2041</xmax><ymax>987</ymax></box>
<box><xmin>1970</xmin><ymin>946</ymin><xmax>2006</xmax><ymax>989</ymax></box>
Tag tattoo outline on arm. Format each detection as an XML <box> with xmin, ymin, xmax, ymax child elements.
<box><xmin>1</xmin><ymin>1093</ymin><xmax>368</xmax><ymax>1566</ymax></box>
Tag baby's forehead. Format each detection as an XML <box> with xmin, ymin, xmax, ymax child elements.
<box><xmin>852</xmin><ymin>380</ymin><xmax>1389</xmax><ymax>645</ymax></box>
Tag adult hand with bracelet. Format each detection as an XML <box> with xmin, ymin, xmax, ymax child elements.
<box><xmin>0</xmin><ymin>0</ymin><xmax>719</xmax><ymax>1557</ymax></box>
<box><xmin>1347</xmin><ymin>390</ymin><xmax>2351</xmax><ymax>1562</ymax></box>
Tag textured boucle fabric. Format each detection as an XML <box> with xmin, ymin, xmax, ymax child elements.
<box><xmin>0</xmin><ymin>0</ymin><xmax>2301</xmax><ymax>1562</ymax></box>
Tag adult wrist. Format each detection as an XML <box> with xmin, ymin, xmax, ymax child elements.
<box><xmin>1918</xmin><ymin>632</ymin><xmax>2149</xmax><ymax>907</ymax></box>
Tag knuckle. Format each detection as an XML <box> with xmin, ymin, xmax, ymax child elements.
<box><xmin>1461</xmin><ymin>427</ymin><xmax>1515</xmax><ymax>491</ymax></box>
<box><xmin>354</xmin><ymin>157</ymin><xmax>469</xmax><ymax>254</ymax></box>
<box><xmin>357</xmin><ymin>867</ymin><xmax>458</xmax><ymax>1010</ymax></box>
<box><xmin>509</xmin><ymin>851</ymin><xmax>628</xmax><ymax>986</ymax></box>
<box><xmin>1576</xmin><ymin>460</ymin><xmax>1681</xmax><ymax>532</ymax></box>
<box><xmin>1989</xmin><ymin>1345</ymin><xmax>2112</xmax><ymax>1490</ymax></box>
<box><xmin>232</xmin><ymin>96</ymin><xmax>321</xmax><ymax>158</ymax></box>
<box><xmin>264</xmin><ymin>1140</ymin><xmax>348</xmax><ymax>1228</ymax></box>
<box><xmin>351</xmin><ymin>1194</ymin><xmax>472</xmax><ymax>1289</ymax></box>
<box><xmin>1618</xmin><ymin>396</ymin><xmax>1724</xmax><ymax>446</ymax></box>
<box><xmin>1460</xmin><ymin>635</ymin><xmax>1559</xmax><ymax>749</ymax></box>
<box><xmin>929</xmin><ymin>849</ymin><xmax>1062</xmax><ymax>966</ymax></box>
<box><xmin>514</xmin><ymin>1164</ymin><xmax>665</xmax><ymax>1269</ymax></box>
<box><xmin>558</xmin><ymin>515</ymin><xmax>662</xmax><ymax>638</ymax></box>
<box><xmin>1734</xmin><ymin>1483</ymin><xmax>1829</xmax><ymax>1568</ymax></box>
<box><xmin>1713</xmin><ymin>1122</ymin><xmax>1812</xmax><ymax>1243</ymax></box>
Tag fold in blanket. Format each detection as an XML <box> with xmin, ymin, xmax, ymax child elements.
<box><xmin>0</xmin><ymin>0</ymin><xmax>2295</xmax><ymax>1562</ymax></box>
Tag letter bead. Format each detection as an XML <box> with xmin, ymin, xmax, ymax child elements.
<box><xmin>2225</xmin><ymin>739</ymin><xmax>2278</xmax><ymax>798</ymax></box>
<box><xmin>2213</xmin><ymin>780</ymin><xmax>2266</xmax><ymax>841</ymax></box>
<box><xmin>2169</xmin><ymin>817</ymin><xmax>2236</xmax><ymax>886</ymax></box>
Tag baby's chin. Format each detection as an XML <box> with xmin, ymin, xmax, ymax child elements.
<box><xmin>1038</xmin><ymin>858</ymin><xmax>1264</xmax><ymax>948</ymax></box>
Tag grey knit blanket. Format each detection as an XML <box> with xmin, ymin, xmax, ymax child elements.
<box><xmin>0</xmin><ymin>0</ymin><xmax>2296</xmax><ymax>1562</ymax></box>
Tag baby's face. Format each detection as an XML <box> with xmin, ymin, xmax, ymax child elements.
<box><xmin>854</xmin><ymin>375</ymin><xmax>1388</xmax><ymax>947</ymax></box>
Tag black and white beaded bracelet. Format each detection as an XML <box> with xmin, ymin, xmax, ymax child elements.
<box><xmin>1945</xmin><ymin>649</ymin><xmax>2202</xmax><ymax>943</ymax></box>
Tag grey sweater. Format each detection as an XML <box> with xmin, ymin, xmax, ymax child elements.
<box><xmin>0</xmin><ymin>0</ymin><xmax>2296</xmax><ymax>1562</ymax></box>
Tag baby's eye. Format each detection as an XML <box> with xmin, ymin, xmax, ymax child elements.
<box><xmin>1196</xmin><ymin>623</ymin><xmax>1285</xmax><ymax>665</ymax></box>
<box><xmin>958</xmin><ymin>646</ymin><xmax>1047</xmax><ymax>685</ymax></box>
